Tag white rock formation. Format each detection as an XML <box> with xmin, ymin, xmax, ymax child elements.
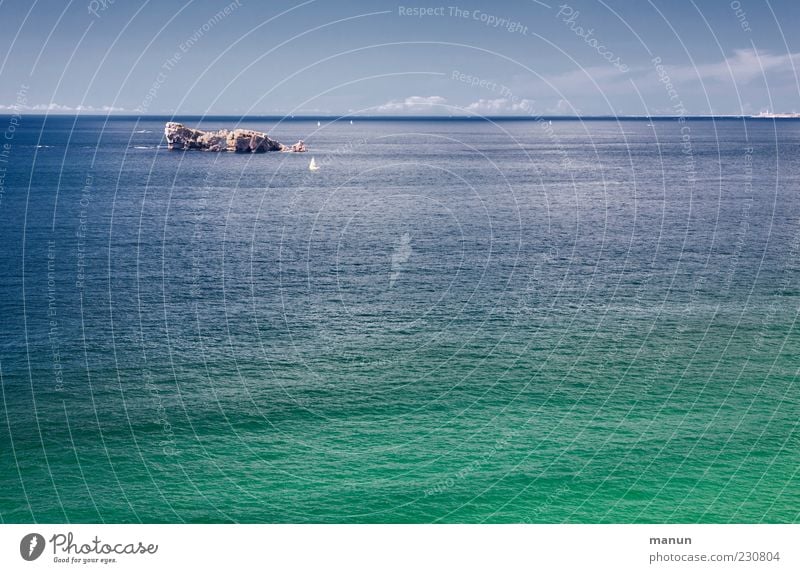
<box><xmin>164</xmin><ymin>122</ymin><xmax>306</xmax><ymax>153</ymax></box>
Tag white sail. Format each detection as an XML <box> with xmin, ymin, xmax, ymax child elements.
<box><xmin>309</xmin><ymin>157</ymin><xmax>319</xmax><ymax>171</ymax></box>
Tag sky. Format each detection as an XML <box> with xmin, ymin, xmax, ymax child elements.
<box><xmin>0</xmin><ymin>0</ymin><xmax>798</xmax><ymax>116</ymax></box>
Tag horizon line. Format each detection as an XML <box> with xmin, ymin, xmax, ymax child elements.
<box><xmin>2</xmin><ymin>113</ymin><xmax>799</xmax><ymax>120</ymax></box>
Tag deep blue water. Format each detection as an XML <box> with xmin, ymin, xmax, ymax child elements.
<box><xmin>0</xmin><ymin>115</ymin><xmax>798</xmax><ymax>523</ymax></box>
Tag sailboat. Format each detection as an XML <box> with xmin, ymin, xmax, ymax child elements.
<box><xmin>317</xmin><ymin>121</ymin><xmax>321</xmax><ymax>127</ymax></box>
<box><xmin>309</xmin><ymin>157</ymin><xmax>319</xmax><ymax>171</ymax></box>
<box><xmin>350</xmin><ymin>120</ymin><xmax>354</xmax><ymax>125</ymax></box>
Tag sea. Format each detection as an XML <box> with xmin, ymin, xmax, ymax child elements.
<box><xmin>0</xmin><ymin>115</ymin><xmax>798</xmax><ymax>523</ymax></box>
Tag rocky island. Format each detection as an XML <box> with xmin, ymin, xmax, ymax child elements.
<box><xmin>164</xmin><ymin>122</ymin><xmax>307</xmax><ymax>153</ymax></box>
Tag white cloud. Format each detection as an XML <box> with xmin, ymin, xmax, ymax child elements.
<box><xmin>375</xmin><ymin>95</ymin><xmax>447</xmax><ymax>112</ymax></box>
<box><xmin>464</xmin><ymin>98</ymin><xmax>536</xmax><ymax>115</ymax></box>
<box><xmin>0</xmin><ymin>103</ymin><xmax>126</xmax><ymax>112</ymax></box>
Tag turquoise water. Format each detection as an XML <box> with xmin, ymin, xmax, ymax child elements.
<box><xmin>0</xmin><ymin>116</ymin><xmax>798</xmax><ymax>522</ymax></box>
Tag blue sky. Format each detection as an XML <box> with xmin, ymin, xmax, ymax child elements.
<box><xmin>0</xmin><ymin>0</ymin><xmax>798</xmax><ymax>115</ymax></box>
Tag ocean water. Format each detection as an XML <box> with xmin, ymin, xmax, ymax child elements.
<box><xmin>0</xmin><ymin>115</ymin><xmax>798</xmax><ymax>523</ymax></box>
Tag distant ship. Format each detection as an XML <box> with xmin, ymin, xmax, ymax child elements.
<box><xmin>309</xmin><ymin>157</ymin><xmax>319</xmax><ymax>171</ymax></box>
